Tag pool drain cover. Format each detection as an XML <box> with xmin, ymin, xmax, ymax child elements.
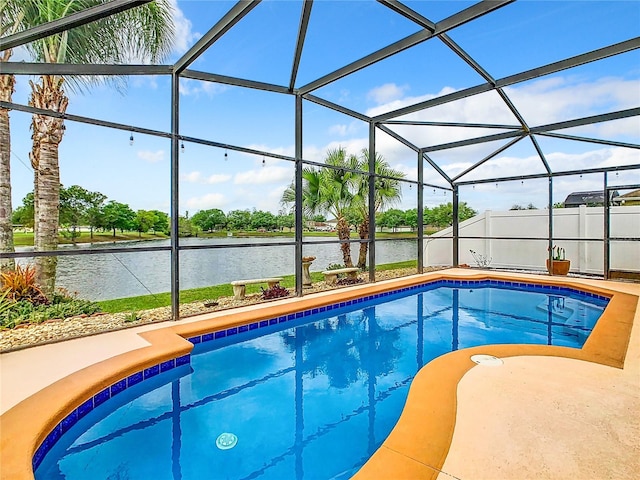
<box><xmin>216</xmin><ymin>432</ymin><xmax>238</xmax><ymax>450</ymax></box>
<box><xmin>470</xmin><ymin>354</ymin><xmax>503</xmax><ymax>366</ymax></box>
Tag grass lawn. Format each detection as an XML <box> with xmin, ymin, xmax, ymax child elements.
<box><xmin>97</xmin><ymin>260</ymin><xmax>418</xmax><ymax>313</ymax></box>
<box><xmin>13</xmin><ymin>231</ymin><xmax>169</xmax><ymax>246</ymax></box>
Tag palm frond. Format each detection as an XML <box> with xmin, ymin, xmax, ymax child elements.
<box><xmin>19</xmin><ymin>0</ymin><xmax>175</xmax><ymax>93</ymax></box>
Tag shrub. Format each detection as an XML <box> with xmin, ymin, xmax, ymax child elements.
<box><xmin>326</xmin><ymin>263</ymin><xmax>344</xmax><ymax>271</ymax></box>
<box><xmin>0</xmin><ymin>264</ymin><xmax>48</xmax><ymax>305</ymax></box>
<box><xmin>337</xmin><ymin>277</ymin><xmax>364</xmax><ymax>286</ymax></box>
<box><xmin>0</xmin><ymin>288</ymin><xmax>101</xmax><ymax>329</ymax></box>
<box><xmin>261</xmin><ymin>285</ymin><xmax>290</xmax><ymax>300</ymax></box>
<box><xmin>124</xmin><ymin>311</ymin><xmax>140</xmax><ymax>323</ymax></box>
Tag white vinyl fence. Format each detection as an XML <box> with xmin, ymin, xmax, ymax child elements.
<box><xmin>424</xmin><ymin>206</ymin><xmax>640</xmax><ymax>274</ymax></box>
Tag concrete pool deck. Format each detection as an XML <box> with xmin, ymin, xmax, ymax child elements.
<box><xmin>1</xmin><ymin>269</ymin><xmax>638</xmax><ymax>479</ymax></box>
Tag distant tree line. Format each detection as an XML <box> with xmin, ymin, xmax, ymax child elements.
<box><xmin>184</xmin><ymin>208</ymin><xmax>299</xmax><ymax>235</ymax></box>
<box><xmin>377</xmin><ymin>203</ymin><xmax>477</xmax><ymax>232</ymax></box>
<box><xmin>12</xmin><ymin>185</ymin><xmax>169</xmax><ymax>241</ymax></box>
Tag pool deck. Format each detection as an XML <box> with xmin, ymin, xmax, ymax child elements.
<box><xmin>1</xmin><ymin>269</ymin><xmax>638</xmax><ymax>479</ymax></box>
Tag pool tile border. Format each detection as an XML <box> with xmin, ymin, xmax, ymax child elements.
<box><xmin>31</xmin><ymin>353</ymin><xmax>191</xmax><ymax>471</ymax></box>
<box><xmin>181</xmin><ymin>279</ymin><xmax>610</xmax><ymax>347</ymax></box>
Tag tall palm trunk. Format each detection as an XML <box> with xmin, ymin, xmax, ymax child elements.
<box><xmin>29</xmin><ymin>75</ymin><xmax>68</xmax><ymax>296</ymax></box>
<box><xmin>336</xmin><ymin>215</ymin><xmax>353</xmax><ymax>267</ymax></box>
<box><xmin>0</xmin><ymin>49</ymin><xmax>15</xmax><ymax>272</ymax></box>
<box><xmin>357</xmin><ymin>215</ymin><xmax>369</xmax><ymax>269</ymax></box>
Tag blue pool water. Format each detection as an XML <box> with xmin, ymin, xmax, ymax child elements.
<box><xmin>35</xmin><ymin>281</ymin><xmax>608</xmax><ymax>480</ymax></box>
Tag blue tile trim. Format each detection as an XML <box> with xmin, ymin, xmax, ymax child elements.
<box><xmin>202</xmin><ymin>333</ymin><xmax>214</xmax><ymax>343</ymax></box>
<box><xmin>160</xmin><ymin>359</ymin><xmax>175</xmax><ymax>373</ymax></box>
<box><xmin>77</xmin><ymin>398</ymin><xmax>93</xmax><ymax>419</ymax></box>
<box><xmin>110</xmin><ymin>379</ymin><xmax>127</xmax><ymax>397</ymax></box>
<box><xmin>60</xmin><ymin>410</ymin><xmax>78</xmax><ymax>434</ymax></box>
<box><xmin>33</xmin><ymin>351</ymin><xmax>192</xmax><ymax>472</ymax></box>
<box><xmin>143</xmin><ymin>365</ymin><xmax>160</xmax><ymax>379</ymax></box>
<box><xmin>93</xmin><ymin>388</ymin><xmax>110</xmax><ymax>407</ymax></box>
<box><xmin>127</xmin><ymin>371</ymin><xmax>143</xmax><ymax>387</ymax></box>
<box><xmin>176</xmin><ymin>354</ymin><xmax>191</xmax><ymax>366</ymax></box>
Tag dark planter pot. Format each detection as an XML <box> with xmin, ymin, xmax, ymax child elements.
<box><xmin>546</xmin><ymin>259</ymin><xmax>570</xmax><ymax>276</ymax></box>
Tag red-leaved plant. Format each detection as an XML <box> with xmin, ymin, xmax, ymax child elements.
<box><xmin>261</xmin><ymin>285</ymin><xmax>290</xmax><ymax>300</ymax></box>
<box><xmin>0</xmin><ymin>264</ymin><xmax>49</xmax><ymax>305</ymax></box>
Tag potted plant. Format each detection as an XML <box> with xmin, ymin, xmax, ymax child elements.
<box><xmin>546</xmin><ymin>245</ymin><xmax>570</xmax><ymax>275</ymax></box>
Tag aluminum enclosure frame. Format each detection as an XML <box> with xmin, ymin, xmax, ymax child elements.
<box><xmin>1</xmin><ymin>0</ymin><xmax>639</xmax><ymax>321</ymax></box>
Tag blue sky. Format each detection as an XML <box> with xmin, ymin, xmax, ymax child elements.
<box><xmin>7</xmin><ymin>0</ymin><xmax>640</xmax><ymax>217</ymax></box>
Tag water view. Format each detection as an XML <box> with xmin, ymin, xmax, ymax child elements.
<box><xmin>17</xmin><ymin>237</ymin><xmax>421</xmax><ymax>301</ymax></box>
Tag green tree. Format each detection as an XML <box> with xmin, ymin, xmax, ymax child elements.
<box><xmin>378</xmin><ymin>209</ymin><xmax>405</xmax><ymax>232</ymax></box>
<box><xmin>276</xmin><ymin>212</ymin><xmax>294</xmax><ymax>231</ymax></box>
<box><xmin>404</xmin><ymin>208</ymin><xmax>418</xmax><ymax>231</ymax></box>
<box><xmin>59</xmin><ymin>185</ymin><xmax>104</xmax><ymax>241</ymax></box>
<box><xmin>18</xmin><ymin>0</ymin><xmax>174</xmax><ymax>295</ymax></box>
<box><xmin>102</xmin><ymin>201</ymin><xmax>135</xmax><ymax>237</ymax></box>
<box><xmin>226</xmin><ymin>210</ymin><xmax>252</xmax><ymax>231</ymax></box>
<box><xmin>430</xmin><ymin>202</ymin><xmax>477</xmax><ymax>228</ymax></box>
<box><xmin>282</xmin><ymin>147</ymin><xmax>358</xmax><ymax>267</ymax></box>
<box><xmin>133</xmin><ymin>210</ymin><xmax>157</xmax><ymax>237</ymax></box>
<box><xmin>85</xmin><ymin>191</ymin><xmax>107</xmax><ymax>238</ymax></box>
<box><xmin>178</xmin><ymin>215</ymin><xmax>199</xmax><ymax>237</ymax></box>
<box><xmin>11</xmin><ymin>193</ymin><xmax>34</xmax><ymax>229</ymax></box>
<box><xmin>148</xmin><ymin>210</ymin><xmax>169</xmax><ymax>234</ymax></box>
<box><xmin>352</xmin><ymin>149</ymin><xmax>405</xmax><ymax>268</ymax></box>
<box><xmin>250</xmin><ymin>210</ymin><xmax>277</xmax><ymax>231</ymax></box>
<box><xmin>191</xmin><ymin>208</ymin><xmax>227</xmax><ymax>232</ymax></box>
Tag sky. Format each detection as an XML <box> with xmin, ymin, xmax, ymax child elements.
<box><xmin>6</xmin><ymin>0</ymin><xmax>640</xmax><ymax>218</ymax></box>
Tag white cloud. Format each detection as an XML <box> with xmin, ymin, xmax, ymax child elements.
<box><xmin>366</xmin><ymin>86</ymin><xmax>457</xmax><ymax>118</ymax></box>
<box><xmin>447</xmin><ymin>147</ymin><xmax>639</xmax><ymax>183</ymax></box>
<box><xmin>505</xmin><ymin>76</ymin><xmax>639</xmax><ymax>126</ymax></box>
<box><xmin>328</xmin><ymin>121</ymin><xmax>363</xmax><ymax>137</ymax></box>
<box><xmin>181</xmin><ymin>171</ymin><xmax>232</xmax><ymax>184</ymax></box>
<box><xmin>184</xmin><ymin>193</ymin><xmax>228</xmax><ymax>210</ymax></box>
<box><xmin>367</xmin><ymin>83</ymin><xmax>409</xmax><ymax>104</ymax></box>
<box><xmin>181</xmin><ymin>171</ymin><xmax>202</xmax><ymax>183</ymax></box>
<box><xmin>137</xmin><ymin>150</ymin><xmax>165</xmax><ymax>163</ymax></box>
<box><xmin>234</xmin><ymin>166</ymin><xmax>292</xmax><ymax>185</ymax></box>
<box><xmin>179</xmin><ymin>78</ymin><xmax>228</xmax><ymax>97</ymax></box>
<box><xmin>169</xmin><ymin>0</ymin><xmax>200</xmax><ymax>54</ymax></box>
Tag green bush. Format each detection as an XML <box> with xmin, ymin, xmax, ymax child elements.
<box><xmin>326</xmin><ymin>263</ymin><xmax>344</xmax><ymax>271</ymax></box>
<box><xmin>0</xmin><ymin>290</ymin><xmax>101</xmax><ymax>329</ymax></box>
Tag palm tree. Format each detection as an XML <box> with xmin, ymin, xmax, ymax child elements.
<box><xmin>0</xmin><ymin>0</ymin><xmax>24</xmax><ymax>272</ymax></box>
<box><xmin>18</xmin><ymin>0</ymin><xmax>175</xmax><ymax>295</ymax></box>
<box><xmin>282</xmin><ymin>147</ymin><xmax>358</xmax><ymax>267</ymax></box>
<box><xmin>353</xmin><ymin>149</ymin><xmax>405</xmax><ymax>269</ymax></box>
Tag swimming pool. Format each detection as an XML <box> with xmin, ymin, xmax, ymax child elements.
<box><xmin>33</xmin><ymin>279</ymin><xmax>610</xmax><ymax>479</ymax></box>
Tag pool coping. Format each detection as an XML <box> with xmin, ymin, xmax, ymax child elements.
<box><xmin>0</xmin><ymin>271</ymin><xmax>637</xmax><ymax>480</ymax></box>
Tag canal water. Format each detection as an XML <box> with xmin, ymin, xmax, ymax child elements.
<box><xmin>17</xmin><ymin>237</ymin><xmax>419</xmax><ymax>301</ymax></box>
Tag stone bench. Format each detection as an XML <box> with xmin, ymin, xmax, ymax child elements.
<box><xmin>230</xmin><ymin>278</ymin><xmax>283</xmax><ymax>300</ymax></box>
<box><xmin>321</xmin><ymin>267</ymin><xmax>360</xmax><ymax>285</ymax></box>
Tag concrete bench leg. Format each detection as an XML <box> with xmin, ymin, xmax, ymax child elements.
<box><xmin>233</xmin><ymin>284</ymin><xmax>246</xmax><ymax>300</ymax></box>
<box><xmin>325</xmin><ymin>273</ymin><xmax>338</xmax><ymax>285</ymax></box>
<box><xmin>346</xmin><ymin>270</ymin><xmax>358</xmax><ymax>279</ymax></box>
<box><xmin>267</xmin><ymin>281</ymin><xmax>280</xmax><ymax>289</ymax></box>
